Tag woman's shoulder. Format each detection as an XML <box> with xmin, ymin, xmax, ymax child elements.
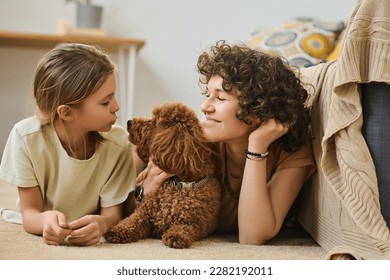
<box><xmin>271</xmin><ymin>141</ymin><xmax>313</xmax><ymax>158</ymax></box>
<box><xmin>269</xmin><ymin>141</ymin><xmax>315</xmax><ymax>173</ymax></box>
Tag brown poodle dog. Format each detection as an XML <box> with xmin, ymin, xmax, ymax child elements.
<box><xmin>104</xmin><ymin>102</ymin><xmax>221</xmax><ymax>248</ymax></box>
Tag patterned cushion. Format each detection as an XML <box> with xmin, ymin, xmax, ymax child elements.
<box><xmin>248</xmin><ymin>17</ymin><xmax>345</xmax><ymax>67</ymax></box>
<box><xmin>326</xmin><ymin>29</ymin><xmax>345</xmax><ymax>61</ymax></box>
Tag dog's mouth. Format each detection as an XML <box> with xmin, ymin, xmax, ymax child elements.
<box><xmin>127</xmin><ymin>119</ymin><xmax>132</xmax><ymax>129</ymax></box>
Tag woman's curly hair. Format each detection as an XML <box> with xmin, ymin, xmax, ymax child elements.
<box><xmin>197</xmin><ymin>40</ymin><xmax>311</xmax><ymax>152</ymax></box>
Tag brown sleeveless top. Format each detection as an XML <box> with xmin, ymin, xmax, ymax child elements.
<box><xmin>212</xmin><ymin>141</ymin><xmax>316</xmax><ymax>233</ymax></box>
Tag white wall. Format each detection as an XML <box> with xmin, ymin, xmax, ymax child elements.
<box><xmin>0</xmin><ymin>0</ymin><xmax>357</xmax><ymax>157</ymax></box>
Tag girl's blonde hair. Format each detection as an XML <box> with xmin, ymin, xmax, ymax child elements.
<box><xmin>33</xmin><ymin>43</ymin><xmax>116</xmax><ymax>146</ymax></box>
<box><xmin>34</xmin><ymin>43</ymin><xmax>116</xmax><ymax>125</ymax></box>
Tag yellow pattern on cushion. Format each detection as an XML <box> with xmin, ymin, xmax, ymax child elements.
<box><xmin>248</xmin><ymin>17</ymin><xmax>345</xmax><ymax>67</ymax></box>
<box><xmin>326</xmin><ymin>30</ymin><xmax>345</xmax><ymax>61</ymax></box>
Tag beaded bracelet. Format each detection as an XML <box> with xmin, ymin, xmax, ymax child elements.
<box><xmin>245</xmin><ymin>149</ymin><xmax>269</xmax><ymax>161</ymax></box>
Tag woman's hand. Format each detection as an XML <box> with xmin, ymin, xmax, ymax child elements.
<box><xmin>142</xmin><ymin>160</ymin><xmax>173</xmax><ymax>197</ymax></box>
<box><xmin>248</xmin><ymin>118</ymin><xmax>289</xmax><ymax>152</ymax></box>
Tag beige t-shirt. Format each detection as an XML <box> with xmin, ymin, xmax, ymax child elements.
<box><xmin>0</xmin><ymin>116</ymin><xmax>135</xmax><ymax>222</ymax></box>
<box><xmin>213</xmin><ymin>141</ymin><xmax>316</xmax><ymax>233</ymax></box>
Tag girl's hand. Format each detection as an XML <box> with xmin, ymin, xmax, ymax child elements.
<box><xmin>248</xmin><ymin>118</ymin><xmax>289</xmax><ymax>152</ymax></box>
<box><xmin>66</xmin><ymin>204</ymin><xmax>123</xmax><ymax>246</ymax></box>
<box><xmin>142</xmin><ymin>160</ymin><xmax>173</xmax><ymax>197</ymax></box>
<box><xmin>66</xmin><ymin>215</ymin><xmax>105</xmax><ymax>246</ymax></box>
<box><xmin>41</xmin><ymin>210</ymin><xmax>72</xmax><ymax>245</ymax></box>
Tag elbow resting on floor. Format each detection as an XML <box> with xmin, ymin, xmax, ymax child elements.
<box><xmin>239</xmin><ymin>238</ymin><xmax>267</xmax><ymax>246</ymax></box>
<box><xmin>239</xmin><ymin>233</ymin><xmax>276</xmax><ymax>246</ymax></box>
<box><xmin>238</xmin><ymin>228</ymin><xmax>280</xmax><ymax>245</ymax></box>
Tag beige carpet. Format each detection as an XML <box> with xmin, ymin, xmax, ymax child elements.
<box><xmin>0</xmin><ymin>179</ymin><xmax>326</xmax><ymax>260</ymax></box>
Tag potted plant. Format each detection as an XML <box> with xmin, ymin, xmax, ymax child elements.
<box><xmin>66</xmin><ymin>0</ymin><xmax>103</xmax><ymax>29</ymax></box>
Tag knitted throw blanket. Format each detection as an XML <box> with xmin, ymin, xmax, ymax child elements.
<box><xmin>298</xmin><ymin>0</ymin><xmax>390</xmax><ymax>259</ymax></box>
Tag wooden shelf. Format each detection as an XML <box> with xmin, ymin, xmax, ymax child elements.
<box><xmin>0</xmin><ymin>30</ymin><xmax>145</xmax><ymax>123</ymax></box>
<box><xmin>0</xmin><ymin>31</ymin><xmax>145</xmax><ymax>52</ymax></box>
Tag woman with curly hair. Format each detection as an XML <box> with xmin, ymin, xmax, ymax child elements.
<box><xmin>134</xmin><ymin>40</ymin><xmax>315</xmax><ymax>245</ymax></box>
<box><xmin>196</xmin><ymin>40</ymin><xmax>315</xmax><ymax>245</ymax></box>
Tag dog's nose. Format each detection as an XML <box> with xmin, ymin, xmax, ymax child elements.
<box><xmin>127</xmin><ymin>120</ymin><xmax>132</xmax><ymax>128</ymax></box>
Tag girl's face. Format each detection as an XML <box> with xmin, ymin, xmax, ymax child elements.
<box><xmin>201</xmin><ymin>75</ymin><xmax>257</xmax><ymax>144</ymax></box>
<box><xmin>74</xmin><ymin>73</ymin><xmax>119</xmax><ymax>133</ymax></box>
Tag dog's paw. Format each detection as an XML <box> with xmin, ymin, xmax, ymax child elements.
<box><xmin>162</xmin><ymin>232</ymin><xmax>192</xmax><ymax>249</ymax></box>
<box><xmin>104</xmin><ymin>229</ymin><xmax>125</xmax><ymax>243</ymax></box>
<box><xmin>104</xmin><ymin>225</ymin><xmax>136</xmax><ymax>244</ymax></box>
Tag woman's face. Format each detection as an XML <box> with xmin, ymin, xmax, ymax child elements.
<box><xmin>200</xmin><ymin>75</ymin><xmax>257</xmax><ymax>143</ymax></box>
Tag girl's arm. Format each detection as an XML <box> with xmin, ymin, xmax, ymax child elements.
<box><xmin>18</xmin><ymin>186</ymin><xmax>71</xmax><ymax>245</ymax></box>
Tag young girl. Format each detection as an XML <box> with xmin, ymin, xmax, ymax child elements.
<box><xmin>0</xmin><ymin>43</ymin><xmax>136</xmax><ymax>246</ymax></box>
<box><xmin>134</xmin><ymin>41</ymin><xmax>315</xmax><ymax>245</ymax></box>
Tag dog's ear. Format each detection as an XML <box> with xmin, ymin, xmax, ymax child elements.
<box><xmin>151</xmin><ymin>122</ymin><xmax>213</xmax><ymax>180</ymax></box>
<box><xmin>127</xmin><ymin>118</ymin><xmax>156</xmax><ymax>164</ymax></box>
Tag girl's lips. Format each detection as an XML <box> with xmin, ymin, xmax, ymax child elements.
<box><xmin>110</xmin><ymin>118</ymin><xmax>117</xmax><ymax>126</ymax></box>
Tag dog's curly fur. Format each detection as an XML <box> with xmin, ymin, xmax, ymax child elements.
<box><xmin>104</xmin><ymin>102</ymin><xmax>221</xmax><ymax>248</ymax></box>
